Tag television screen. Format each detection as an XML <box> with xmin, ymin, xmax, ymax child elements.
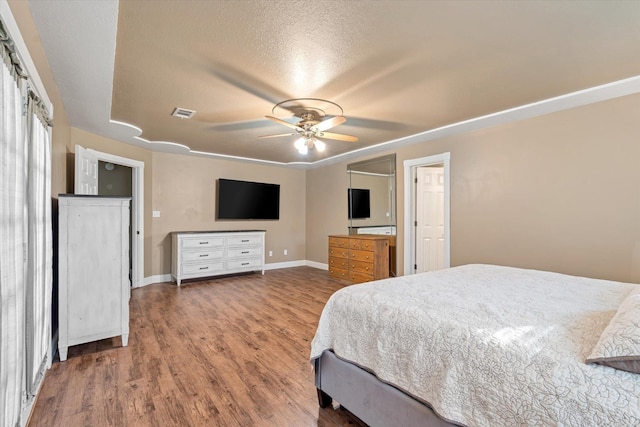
<box><xmin>348</xmin><ymin>188</ymin><xmax>370</xmax><ymax>219</ymax></box>
<box><xmin>217</xmin><ymin>179</ymin><xmax>280</xmax><ymax>220</ymax></box>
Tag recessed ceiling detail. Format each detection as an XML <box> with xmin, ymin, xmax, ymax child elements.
<box><xmin>26</xmin><ymin>1</ymin><xmax>640</xmax><ymax>166</ymax></box>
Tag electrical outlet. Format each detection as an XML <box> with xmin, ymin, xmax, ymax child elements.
<box><xmin>269</xmin><ymin>251</ymin><xmax>273</xmax><ymax>257</ymax></box>
<box><xmin>284</xmin><ymin>249</ymin><xmax>288</xmax><ymax>255</ymax></box>
<box><xmin>152</xmin><ymin>210</ymin><xmax>160</xmax><ymax>218</ymax></box>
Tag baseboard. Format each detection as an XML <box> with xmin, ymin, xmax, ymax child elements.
<box><xmin>304</xmin><ymin>260</ymin><xmax>328</xmax><ymax>270</ymax></box>
<box><xmin>264</xmin><ymin>260</ymin><xmax>306</xmax><ymax>270</ymax></box>
<box><xmin>141</xmin><ymin>262</ymin><xmax>328</xmax><ymax>286</ymax></box>
<box><xmin>140</xmin><ymin>274</ymin><xmax>172</xmax><ymax>287</ymax></box>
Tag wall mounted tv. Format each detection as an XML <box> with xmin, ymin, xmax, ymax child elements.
<box><xmin>348</xmin><ymin>188</ymin><xmax>370</xmax><ymax>219</ymax></box>
<box><xmin>217</xmin><ymin>178</ymin><xmax>280</xmax><ymax>220</ymax></box>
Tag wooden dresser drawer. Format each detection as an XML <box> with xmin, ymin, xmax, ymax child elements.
<box><xmin>350</xmin><ymin>271</ymin><xmax>374</xmax><ymax>283</ymax></box>
<box><xmin>329</xmin><ymin>257</ymin><xmax>349</xmax><ymax>270</ymax></box>
<box><xmin>350</xmin><ymin>259</ymin><xmax>374</xmax><ymax>275</ymax></box>
<box><xmin>181</xmin><ymin>237</ymin><xmax>224</xmax><ymax>248</ymax></box>
<box><xmin>182</xmin><ymin>261</ymin><xmax>225</xmax><ymax>275</ymax></box>
<box><xmin>349</xmin><ymin>239</ymin><xmax>362</xmax><ymax>250</ymax></box>
<box><xmin>227</xmin><ymin>247</ymin><xmax>262</xmax><ymax>258</ymax></box>
<box><xmin>227</xmin><ymin>257</ymin><xmax>262</xmax><ymax>270</ymax></box>
<box><xmin>329</xmin><ymin>236</ymin><xmax>349</xmax><ymax>249</ymax></box>
<box><xmin>359</xmin><ymin>239</ymin><xmax>381</xmax><ymax>251</ymax></box>
<box><xmin>228</xmin><ymin>235</ymin><xmax>262</xmax><ymax>246</ymax></box>
<box><xmin>349</xmin><ymin>249</ymin><xmax>374</xmax><ymax>263</ymax></box>
<box><xmin>329</xmin><ymin>266</ymin><xmax>349</xmax><ymax>280</ymax></box>
<box><xmin>182</xmin><ymin>249</ymin><xmax>224</xmax><ymax>261</ymax></box>
<box><xmin>328</xmin><ymin>247</ymin><xmax>349</xmax><ymax>258</ymax></box>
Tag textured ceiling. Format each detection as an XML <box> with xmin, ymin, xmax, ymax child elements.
<box><xmin>27</xmin><ymin>0</ymin><xmax>640</xmax><ymax>167</ymax></box>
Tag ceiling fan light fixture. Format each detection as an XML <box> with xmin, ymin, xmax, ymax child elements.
<box><xmin>263</xmin><ymin>98</ymin><xmax>358</xmax><ymax>155</ymax></box>
<box><xmin>294</xmin><ymin>137</ymin><xmax>308</xmax><ymax>154</ymax></box>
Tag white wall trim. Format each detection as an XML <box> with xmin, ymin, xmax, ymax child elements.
<box><xmin>304</xmin><ymin>260</ymin><xmax>328</xmax><ymax>270</ymax></box>
<box><xmin>404</xmin><ymin>153</ymin><xmax>451</xmax><ymax>276</ymax></box>
<box><xmin>264</xmin><ymin>260</ymin><xmax>307</xmax><ymax>270</ymax></box>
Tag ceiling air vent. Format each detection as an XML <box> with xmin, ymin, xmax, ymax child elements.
<box><xmin>171</xmin><ymin>107</ymin><xmax>196</xmax><ymax>119</ymax></box>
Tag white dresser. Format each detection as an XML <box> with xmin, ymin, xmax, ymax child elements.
<box><xmin>171</xmin><ymin>230</ymin><xmax>265</xmax><ymax>285</ymax></box>
<box><xmin>58</xmin><ymin>195</ymin><xmax>130</xmax><ymax>361</ymax></box>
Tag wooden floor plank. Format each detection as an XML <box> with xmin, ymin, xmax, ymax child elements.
<box><xmin>28</xmin><ymin>267</ymin><xmax>365</xmax><ymax>426</ymax></box>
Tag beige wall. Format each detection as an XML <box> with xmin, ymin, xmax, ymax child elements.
<box><xmin>150</xmin><ymin>152</ymin><xmax>306</xmax><ymax>276</ymax></box>
<box><xmin>12</xmin><ymin>0</ymin><xmax>640</xmax><ymax>284</ymax></box>
<box><xmin>308</xmin><ymin>93</ymin><xmax>640</xmax><ymax>283</ymax></box>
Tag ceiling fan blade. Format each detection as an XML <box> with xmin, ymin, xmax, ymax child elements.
<box><xmin>312</xmin><ymin>115</ymin><xmax>347</xmax><ymax>132</ymax></box>
<box><xmin>317</xmin><ymin>132</ymin><xmax>358</xmax><ymax>142</ymax></box>
<box><xmin>265</xmin><ymin>115</ymin><xmax>302</xmax><ymax>131</ymax></box>
<box><xmin>258</xmin><ymin>133</ymin><xmax>296</xmax><ymax>139</ymax></box>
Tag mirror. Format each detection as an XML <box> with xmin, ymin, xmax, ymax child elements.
<box><xmin>348</xmin><ymin>154</ymin><xmax>396</xmax><ymax>276</ymax></box>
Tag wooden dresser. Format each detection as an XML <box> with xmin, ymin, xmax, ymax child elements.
<box><xmin>328</xmin><ymin>235</ymin><xmax>390</xmax><ymax>284</ymax></box>
<box><xmin>171</xmin><ymin>230</ymin><xmax>265</xmax><ymax>286</ymax></box>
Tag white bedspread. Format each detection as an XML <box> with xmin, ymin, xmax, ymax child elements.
<box><xmin>310</xmin><ymin>264</ymin><xmax>640</xmax><ymax>426</ymax></box>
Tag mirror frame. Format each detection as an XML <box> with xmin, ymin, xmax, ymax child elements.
<box><xmin>347</xmin><ymin>153</ymin><xmax>397</xmax><ymax>275</ymax></box>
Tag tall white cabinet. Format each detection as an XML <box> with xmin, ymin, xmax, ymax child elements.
<box><xmin>58</xmin><ymin>196</ymin><xmax>131</xmax><ymax>361</ymax></box>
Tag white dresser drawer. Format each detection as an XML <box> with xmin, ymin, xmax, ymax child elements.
<box><xmin>227</xmin><ymin>247</ymin><xmax>262</xmax><ymax>258</ymax></box>
<box><xmin>182</xmin><ymin>249</ymin><xmax>224</xmax><ymax>261</ymax></box>
<box><xmin>227</xmin><ymin>257</ymin><xmax>262</xmax><ymax>270</ymax></box>
<box><xmin>181</xmin><ymin>237</ymin><xmax>224</xmax><ymax>248</ymax></box>
<box><xmin>182</xmin><ymin>262</ymin><xmax>225</xmax><ymax>275</ymax></box>
<box><xmin>228</xmin><ymin>235</ymin><xmax>262</xmax><ymax>246</ymax></box>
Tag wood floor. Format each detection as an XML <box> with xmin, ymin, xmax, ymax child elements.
<box><xmin>28</xmin><ymin>267</ymin><xmax>366</xmax><ymax>427</ymax></box>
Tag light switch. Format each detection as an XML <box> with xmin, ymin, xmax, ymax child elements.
<box><xmin>153</xmin><ymin>210</ymin><xmax>160</xmax><ymax>218</ymax></box>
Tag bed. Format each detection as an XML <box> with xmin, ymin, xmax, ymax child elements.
<box><xmin>310</xmin><ymin>264</ymin><xmax>640</xmax><ymax>427</ymax></box>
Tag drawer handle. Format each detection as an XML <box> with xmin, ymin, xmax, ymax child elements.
<box><xmin>199</xmin><ymin>254</ymin><xmax>209</xmax><ymax>257</ymax></box>
<box><xmin>242</xmin><ymin>262</ymin><xmax>250</xmax><ymax>266</ymax></box>
<box><xmin>199</xmin><ymin>266</ymin><xmax>209</xmax><ymax>270</ymax></box>
<box><xmin>199</xmin><ymin>241</ymin><xmax>209</xmax><ymax>245</ymax></box>
<box><xmin>241</xmin><ymin>239</ymin><xmax>249</xmax><ymax>242</ymax></box>
<box><xmin>241</xmin><ymin>251</ymin><xmax>249</xmax><ymax>254</ymax></box>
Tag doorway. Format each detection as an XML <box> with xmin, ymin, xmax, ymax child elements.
<box><xmin>74</xmin><ymin>145</ymin><xmax>145</xmax><ymax>287</ymax></box>
<box><xmin>403</xmin><ymin>153</ymin><xmax>451</xmax><ymax>275</ymax></box>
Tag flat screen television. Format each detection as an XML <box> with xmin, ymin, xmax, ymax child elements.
<box><xmin>217</xmin><ymin>178</ymin><xmax>280</xmax><ymax>220</ymax></box>
<box><xmin>348</xmin><ymin>188</ymin><xmax>370</xmax><ymax>219</ymax></box>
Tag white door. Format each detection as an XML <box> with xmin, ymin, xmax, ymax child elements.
<box><xmin>74</xmin><ymin>144</ymin><xmax>98</xmax><ymax>194</ymax></box>
<box><xmin>415</xmin><ymin>166</ymin><xmax>445</xmax><ymax>272</ymax></box>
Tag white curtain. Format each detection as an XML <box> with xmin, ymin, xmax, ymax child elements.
<box><xmin>0</xmin><ymin>16</ymin><xmax>53</xmax><ymax>424</ymax></box>
<box><xmin>25</xmin><ymin>94</ymin><xmax>52</xmax><ymax>397</ymax></box>
<box><xmin>0</xmin><ymin>46</ymin><xmax>27</xmax><ymax>427</ymax></box>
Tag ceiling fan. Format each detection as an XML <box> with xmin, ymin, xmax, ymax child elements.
<box><xmin>259</xmin><ymin>98</ymin><xmax>358</xmax><ymax>154</ymax></box>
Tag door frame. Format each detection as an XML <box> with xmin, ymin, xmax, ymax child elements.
<box><xmin>86</xmin><ymin>148</ymin><xmax>144</xmax><ymax>288</ymax></box>
<box><xmin>403</xmin><ymin>152</ymin><xmax>451</xmax><ymax>275</ymax></box>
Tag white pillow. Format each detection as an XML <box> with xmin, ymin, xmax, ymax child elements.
<box><xmin>586</xmin><ymin>286</ymin><xmax>640</xmax><ymax>374</ymax></box>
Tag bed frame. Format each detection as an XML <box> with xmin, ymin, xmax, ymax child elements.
<box><xmin>314</xmin><ymin>350</ymin><xmax>458</xmax><ymax>427</ymax></box>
